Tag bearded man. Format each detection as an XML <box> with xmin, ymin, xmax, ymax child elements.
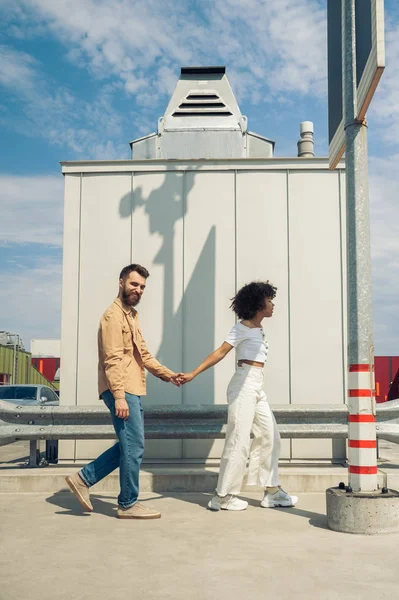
<box><xmin>66</xmin><ymin>264</ymin><xmax>179</xmax><ymax>519</ymax></box>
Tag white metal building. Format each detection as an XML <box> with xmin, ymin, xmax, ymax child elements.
<box><xmin>31</xmin><ymin>339</ymin><xmax>61</xmax><ymax>357</ymax></box>
<box><xmin>60</xmin><ymin>67</ymin><xmax>346</xmax><ymax>463</ymax></box>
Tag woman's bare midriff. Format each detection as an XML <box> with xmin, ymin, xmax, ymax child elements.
<box><xmin>237</xmin><ymin>359</ymin><xmax>264</xmax><ymax>368</ymax></box>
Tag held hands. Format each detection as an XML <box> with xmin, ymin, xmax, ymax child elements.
<box><xmin>160</xmin><ymin>374</ymin><xmax>182</xmax><ymax>386</ymax></box>
<box><xmin>169</xmin><ymin>374</ymin><xmax>181</xmax><ymax>387</ymax></box>
<box><xmin>162</xmin><ymin>372</ymin><xmax>196</xmax><ymax>386</ymax></box>
<box><xmin>164</xmin><ymin>373</ymin><xmax>195</xmax><ymax>386</ymax></box>
<box><xmin>175</xmin><ymin>372</ymin><xmax>195</xmax><ymax>385</ymax></box>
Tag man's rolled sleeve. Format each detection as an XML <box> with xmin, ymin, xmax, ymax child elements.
<box><xmin>101</xmin><ymin>313</ymin><xmax>126</xmax><ymax>400</ymax></box>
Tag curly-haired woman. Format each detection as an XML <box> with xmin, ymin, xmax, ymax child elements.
<box><xmin>177</xmin><ymin>281</ymin><xmax>298</xmax><ymax>511</ymax></box>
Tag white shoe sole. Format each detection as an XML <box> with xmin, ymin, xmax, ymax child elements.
<box><xmin>207</xmin><ymin>500</ymin><xmax>248</xmax><ymax>511</ymax></box>
<box><xmin>261</xmin><ymin>496</ymin><xmax>298</xmax><ymax>509</ymax></box>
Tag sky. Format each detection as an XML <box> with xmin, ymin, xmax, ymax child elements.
<box><xmin>0</xmin><ymin>0</ymin><xmax>398</xmax><ymax>355</ymax></box>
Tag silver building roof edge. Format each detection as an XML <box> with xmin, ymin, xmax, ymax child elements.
<box><xmin>247</xmin><ymin>131</ymin><xmax>276</xmax><ymax>147</ymax></box>
<box><xmin>129</xmin><ymin>132</ymin><xmax>157</xmax><ymax>146</ymax></box>
<box><xmin>61</xmin><ymin>157</ymin><xmax>345</xmax><ymax>172</ymax></box>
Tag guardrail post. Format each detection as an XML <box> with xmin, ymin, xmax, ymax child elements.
<box><xmin>45</xmin><ymin>440</ymin><xmax>58</xmax><ymax>464</ymax></box>
<box><xmin>29</xmin><ymin>440</ymin><xmax>39</xmax><ymax>467</ymax></box>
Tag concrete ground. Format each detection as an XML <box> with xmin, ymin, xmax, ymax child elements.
<box><xmin>0</xmin><ymin>491</ymin><xmax>398</xmax><ymax>600</ymax></box>
<box><xmin>1</xmin><ymin>440</ymin><xmax>399</xmax><ymax>600</ymax></box>
<box><xmin>0</xmin><ymin>439</ymin><xmax>30</xmax><ymax>464</ymax></box>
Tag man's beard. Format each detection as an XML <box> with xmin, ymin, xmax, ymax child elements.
<box><xmin>122</xmin><ymin>286</ymin><xmax>141</xmax><ymax>307</ymax></box>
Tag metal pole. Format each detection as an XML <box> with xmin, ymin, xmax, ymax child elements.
<box><xmin>12</xmin><ymin>335</ymin><xmax>17</xmax><ymax>384</ymax></box>
<box><xmin>29</xmin><ymin>440</ymin><xmax>39</xmax><ymax>467</ymax></box>
<box><xmin>343</xmin><ymin>0</ymin><xmax>377</xmax><ymax>492</ymax></box>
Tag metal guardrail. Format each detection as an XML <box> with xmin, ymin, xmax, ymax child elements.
<box><xmin>1</xmin><ymin>399</ymin><xmax>399</xmax><ymax>467</ymax></box>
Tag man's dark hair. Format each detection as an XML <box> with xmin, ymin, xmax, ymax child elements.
<box><xmin>119</xmin><ymin>263</ymin><xmax>150</xmax><ymax>281</ymax></box>
<box><xmin>230</xmin><ymin>281</ymin><xmax>277</xmax><ymax>320</ymax></box>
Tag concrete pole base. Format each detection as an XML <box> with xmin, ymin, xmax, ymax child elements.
<box><xmin>326</xmin><ymin>487</ymin><xmax>399</xmax><ymax>534</ymax></box>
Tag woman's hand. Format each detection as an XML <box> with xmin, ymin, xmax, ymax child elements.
<box><xmin>176</xmin><ymin>372</ymin><xmax>195</xmax><ymax>385</ymax></box>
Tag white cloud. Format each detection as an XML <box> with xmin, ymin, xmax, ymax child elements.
<box><xmin>1</xmin><ymin>0</ymin><xmax>398</xmax><ymax>152</ymax></box>
<box><xmin>369</xmin><ymin>155</ymin><xmax>399</xmax><ymax>355</ymax></box>
<box><xmin>0</xmin><ymin>45</ymin><xmax>38</xmax><ymax>90</ymax></box>
<box><xmin>0</xmin><ymin>255</ymin><xmax>62</xmax><ymax>349</ymax></box>
<box><xmin>11</xmin><ymin>0</ymin><xmax>327</xmax><ymax>104</ymax></box>
<box><xmin>370</xmin><ymin>18</ymin><xmax>399</xmax><ymax>146</ymax></box>
<box><xmin>0</xmin><ymin>44</ymin><xmax>129</xmax><ymax>159</ymax></box>
<box><xmin>0</xmin><ymin>175</ymin><xmax>64</xmax><ymax>246</ymax></box>
<box><xmin>205</xmin><ymin>0</ymin><xmax>327</xmax><ymax>99</ymax></box>
<box><xmin>0</xmin><ymin>173</ymin><xmax>63</xmax><ymax>348</ymax></box>
<box><xmin>0</xmin><ymin>0</ymin><xmax>329</xmax><ymax>159</ymax></box>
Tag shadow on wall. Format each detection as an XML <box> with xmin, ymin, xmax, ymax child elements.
<box><xmin>119</xmin><ymin>171</ymin><xmax>216</xmax><ymax>460</ymax></box>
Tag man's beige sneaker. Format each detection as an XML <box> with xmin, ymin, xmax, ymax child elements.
<box><xmin>117</xmin><ymin>502</ymin><xmax>161</xmax><ymax>519</ymax></box>
<box><xmin>65</xmin><ymin>473</ymin><xmax>93</xmax><ymax>512</ymax></box>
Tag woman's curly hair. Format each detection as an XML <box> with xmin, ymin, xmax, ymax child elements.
<box><xmin>230</xmin><ymin>281</ymin><xmax>277</xmax><ymax>320</ymax></box>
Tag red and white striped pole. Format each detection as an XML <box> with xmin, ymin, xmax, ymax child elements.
<box><xmin>343</xmin><ymin>0</ymin><xmax>378</xmax><ymax>493</ymax></box>
<box><xmin>348</xmin><ymin>364</ymin><xmax>377</xmax><ymax>491</ymax></box>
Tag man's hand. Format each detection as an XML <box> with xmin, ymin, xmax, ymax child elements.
<box><xmin>115</xmin><ymin>397</ymin><xmax>129</xmax><ymax>420</ymax></box>
<box><xmin>175</xmin><ymin>372</ymin><xmax>195</xmax><ymax>385</ymax></box>
<box><xmin>159</xmin><ymin>373</ymin><xmax>182</xmax><ymax>386</ymax></box>
<box><xmin>170</xmin><ymin>374</ymin><xmax>182</xmax><ymax>387</ymax></box>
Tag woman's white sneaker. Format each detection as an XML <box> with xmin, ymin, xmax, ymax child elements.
<box><xmin>208</xmin><ymin>494</ymin><xmax>248</xmax><ymax>511</ymax></box>
<box><xmin>260</xmin><ymin>488</ymin><xmax>298</xmax><ymax>508</ymax></box>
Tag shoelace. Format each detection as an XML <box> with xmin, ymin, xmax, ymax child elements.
<box><xmin>268</xmin><ymin>488</ymin><xmax>287</xmax><ymax>498</ymax></box>
<box><xmin>224</xmin><ymin>494</ymin><xmax>235</xmax><ymax>504</ymax></box>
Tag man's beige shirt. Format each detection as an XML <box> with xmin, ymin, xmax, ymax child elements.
<box><xmin>98</xmin><ymin>298</ymin><xmax>174</xmax><ymax>399</ymax></box>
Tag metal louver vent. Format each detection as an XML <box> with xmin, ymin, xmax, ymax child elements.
<box><xmin>172</xmin><ymin>92</ymin><xmax>232</xmax><ymax>117</ymax></box>
<box><xmin>187</xmin><ymin>94</ymin><xmax>219</xmax><ymax>100</ymax></box>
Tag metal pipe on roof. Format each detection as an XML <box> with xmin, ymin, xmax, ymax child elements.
<box><xmin>297</xmin><ymin>121</ymin><xmax>315</xmax><ymax>157</ymax></box>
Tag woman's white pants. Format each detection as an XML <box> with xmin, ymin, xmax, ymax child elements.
<box><xmin>216</xmin><ymin>364</ymin><xmax>281</xmax><ymax>497</ymax></box>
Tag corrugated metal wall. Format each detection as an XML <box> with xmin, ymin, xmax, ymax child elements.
<box><xmin>0</xmin><ymin>345</ymin><xmax>57</xmax><ymax>388</ymax></box>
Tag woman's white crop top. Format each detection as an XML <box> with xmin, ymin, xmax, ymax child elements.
<box><xmin>224</xmin><ymin>322</ymin><xmax>268</xmax><ymax>363</ymax></box>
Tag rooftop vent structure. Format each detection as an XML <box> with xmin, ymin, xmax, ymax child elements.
<box><xmin>297</xmin><ymin>121</ymin><xmax>315</xmax><ymax>158</ymax></box>
<box><xmin>161</xmin><ymin>66</ymin><xmax>244</xmax><ymax>133</ymax></box>
<box><xmin>130</xmin><ymin>66</ymin><xmax>274</xmax><ymax>160</ymax></box>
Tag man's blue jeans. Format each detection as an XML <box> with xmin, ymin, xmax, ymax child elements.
<box><xmin>79</xmin><ymin>391</ymin><xmax>144</xmax><ymax>509</ymax></box>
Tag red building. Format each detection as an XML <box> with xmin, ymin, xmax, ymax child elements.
<box><xmin>31</xmin><ymin>357</ymin><xmax>60</xmax><ymax>384</ymax></box>
<box><xmin>375</xmin><ymin>356</ymin><xmax>399</xmax><ymax>403</ymax></box>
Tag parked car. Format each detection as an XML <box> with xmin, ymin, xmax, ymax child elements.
<box><xmin>0</xmin><ymin>384</ymin><xmax>59</xmax><ymax>464</ymax></box>
<box><xmin>0</xmin><ymin>384</ymin><xmax>59</xmax><ymax>406</ymax></box>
